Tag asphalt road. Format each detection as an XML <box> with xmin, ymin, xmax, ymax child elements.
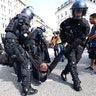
<box><xmin>0</xmin><ymin>49</ymin><xmax>96</xmax><ymax>96</ymax></box>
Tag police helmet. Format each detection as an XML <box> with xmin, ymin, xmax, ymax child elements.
<box><xmin>31</xmin><ymin>27</ymin><xmax>35</xmax><ymax>32</ymax></box>
<box><xmin>53</xmin><ymin>31</ymin><xmax>56</xmax><ymax>34</ymax></box>
<box><xmin>21</xmin><ymin>6</ymin><xmax>34</xmax><ymax>20</ymax></box>
<box><xmin>40</xmin><ymin>26</ymin><xmax>46</xmax><ymax>32</ymax></box>
<box><xmin>71</xmin><ymin>0</ymin><xmax>88</xmax><ymax>19</ymax></box>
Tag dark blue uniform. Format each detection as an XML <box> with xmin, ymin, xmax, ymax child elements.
<box><xmin>60</xmin><ymin>17</ymin><xmax>90</xmax><ymax>90</ymax></box>
<box><xmin>49</xmin><ymin>0</ymin><xmax>90</xmax><ymax>91</ymax></box>
<box><xmin>4</xmin><ymin>13</ymin><xmax>37</xmax><ymax>95</ymax></box>
<box><xmin>29</xmin><ymin>27</ymin><xmax>50</xmax><ymax>82</ymax></box>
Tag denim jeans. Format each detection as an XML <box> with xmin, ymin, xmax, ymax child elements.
<box><xmin>58</xmin><ymin>43</ymin><xmax>64</xmax><ymax>61</ymax></box>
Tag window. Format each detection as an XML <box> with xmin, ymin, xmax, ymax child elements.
<box><xmin>1</xmin><ymin>33</ymin><xmax>5</xmax><ymax>38</ymax></box>
<box><xmin>58</xmin><ymin>15</ymin><xmax>59</xmax><ymax>19</ymax></box>
<box><xmin>9</xmin><ymin>17</ymin><xmax>11</xmax><ymax>21</ymax></box>
<box><xmin>9</xmin><ymin>9</ymin><xmax>12</xmax><ymax>14</ymax></box>
<box><xmin>2</xmin><ymin>23</ymin><xmax>6</xmax><ymax>29</ymax></box>
<box><xmin>65</xmin><ymin>11</ymin><xmax>67</xmax><ymax>15</ymax></box>
<box><xmin>61</xmin><ymin>13</ymin><xmax>63</xmax><ymax>18</ymax></box>
<box><xmin>2</xmin><ymin>23</ymin><xmax>5</xmax><ymax>28</ymax></box>
<box><xmin>1</xmin><ymin>5</ymin><xmax>6</xmax><ymax>12</ymax></box>
<box><xmin>8</xmin><ymin>1</ymin><xmax>12</xmax><ymax>6</ymax></box>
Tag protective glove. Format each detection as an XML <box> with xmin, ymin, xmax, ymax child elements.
<box><xmin>62</xmin><ymin>44</ymin><xmax>72</xmax><ymax>54</ymax></box>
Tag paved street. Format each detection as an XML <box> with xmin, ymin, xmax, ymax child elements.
<box><xmin>0</xmin><ymin>48</ymin><xmax>96</xmax><ymax>96</ymax></box>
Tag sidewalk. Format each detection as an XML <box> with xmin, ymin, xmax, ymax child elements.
<box><xmin>0</xmin><ymin>49</ymin><xmax>96</xmax><ymax>96</ymax></box>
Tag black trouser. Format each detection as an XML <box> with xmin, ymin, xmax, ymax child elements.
<box><xmin>49</xmin><ymin>45</ymin><xmax>83</xmax><ymax>81</ymax></box>
<box><xmin>54</xmin><ymin>44</ymin><xmax>58</xmax><ymax>57</ymax></box>
<box><xmin>13</xmin><ymin>62</ymin><xmax>22</xmax><ymax>81</ymax></box>
<box><xmin>64</xmin><ymin>45</ymin><xmax>84</xmax><ymax>81</ymax></box>
<box><xmin>5</xmin><ymin>40</ymin><xmax>32</xmax><ymax>89</ymax></box>
<box><xmin>43</xmin><ymin>48</ymin><xmax>51</xmax><ymax>62</ymax></box>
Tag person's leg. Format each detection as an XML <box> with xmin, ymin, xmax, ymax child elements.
<box><xmin>61</xmin><ymin>50</ymin><xmax>82</xmax><ymax>91</ymax></box>
<box><xmin>69</xmin><ymin>62</ymin><xmax>82</xmax><ymax>91</ymax></box>
<box><xmin>58</xmin><ymin>44</ymin><xmax>63</xmax><ymax>62</ymax></box>
<box><xmin>44</xmin><ymin>48</ymin><xmax>51</xmax><ymax>63</ymax></box>
<box><xmin>61</xmin><ymin>63</ymin><xmax>70</xmax><ymax>81</ymax></box>
<box><xmin>68</xmin><ymin>49</ymin><xmax>82</xmax><ymax>91</ymax></box>
<box><xmin>89</xmin><ymin>47</ymin><xmax>96</xmax><ymax>69</ymax></box>
<box><xmin>54</xmin><ymin>46</ymin><xmax>57</xmax><ymax>57</ymax></box>
<box><xmin>60</xmin><ymin>44</ymin><xmax>64</xmax><ymax>62</ymax></box>
<box><xmin>90</xmin><ymin>59</ymin><xmax>95</xmax><ymax>69</ymax></box>
<box><xmin>21</xmin><ymin>59</ymin><xmax>38</xmax><ymax>95</ymax></box>
<box><xmin>15</xmin><ymin>45</ymin><xmax>38</xmax><ymax>95</ymax></box>
<box><xmin>13</xmin><ymin>62</ymin><xmax>22</xmax><ymax>82</ymax></box>
<box><xmin>85</xmin><ymin>59</ymin><xmax>95</xmax><ymax>70</ymax></box>
<box><xmin>70</xmin><ymin>46</ymin><xmax>83</xmax><ymax>91</ymax></box>
<box><xmin>94</xmin><ymin>60</ymin><xmax>96</xmax><ymax>65</ymax></box>
<box><xmin>85</xmin><ymin>47</ymin><xmax>96</xmax><ymax>70</ymax></box>
<box><xmin>48</xmin><ymin>51</ymin><xmax>64</xmax><ymax>73</ymax></box>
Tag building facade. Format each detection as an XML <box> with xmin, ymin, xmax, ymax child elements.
<box><xmin>0</xmin><ymin>0</ymin><xmax>26</xmax><ymax>42</ymax></box>
<box><xmin>55</xmin><ymin>0</ymin><xmax>96</xmax><ymax>30</ymax></box>
<box><xmin>0</xmin><ymin>0</ymin><xmax>53</xmax><ymax>43</ymax></box>
<box><xmin>32</xmin><ymin>14</ymin><xmax>53</xmax><ymax>43</ymax></box>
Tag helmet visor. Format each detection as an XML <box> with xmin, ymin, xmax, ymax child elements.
<box><xmin>74</xmin><ymin>9</ymin><xmax>83</xmax><ymax>17</ymax></box>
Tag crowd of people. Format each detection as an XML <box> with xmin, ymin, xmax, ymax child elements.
<box><xmin>51</xmin><ymin>31</ymin><xmax>64</xmax><ymax>62</ymax></box>
<box><xmin>0</xmin><ymin>0</ymin><xmax>96</xmax><ymax>96</ymax></box>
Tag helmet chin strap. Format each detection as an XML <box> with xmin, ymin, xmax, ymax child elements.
<box><xmin>73</xmin><ymin>16</ymin><xmax>82</xmax><ymax>20</ymax></box>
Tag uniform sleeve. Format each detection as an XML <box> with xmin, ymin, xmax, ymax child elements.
<box><xmin>60</xmin><ymin>21</ymin><xmax>66</xmax><ymax>43</ymax></box>
<box><xmin>79</xmin><ymin>18</ymin><xmax>90</xmax><ymax>40</ymax></box>
<box><xmin>38</xmin><ymin>29</ymin><xmax>48</xmax><ymax>47</ymax></box>
<box><xmin>71</xmin><ymin>19</ymin><xmax>90</xmax><ymax>48</ymax></box>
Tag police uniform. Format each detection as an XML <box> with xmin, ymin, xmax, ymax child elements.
<box><xmin>60</xmin><ymin>17</ymin><xmax>90</xmax><ymax>90</ymax></box>
<box><xmin>29</xmin><ymin>26</ymin><xmax>50</xmax><ymax>82</ymax></box>
<box><xmin>4</xmin><ymin>7</ymin><xmax>37</xmax><ymax>96</ymax></box>
<box><xmin>49</xmin><ymin>0</ymin><xmax>90</xmax><ymax>91</ymax></box>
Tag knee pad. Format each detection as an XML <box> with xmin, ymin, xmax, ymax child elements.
<box><xmin>69</xmin><ymin>62</ymin><xmax>76</xmax><ymax>67</ymax></box>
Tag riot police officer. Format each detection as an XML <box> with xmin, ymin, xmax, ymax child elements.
<box><xmin>49</xmin><ymin>0</ymin><xmax>90</xmax><ymax>91</ymax></box>
<box><xmin>39</xmin><ymin>26</ymin><xmax>51</xmax><ymax>63</ymax></box>
<box><xmin>4</xmin><ymin>7</ymin><xmax>38</xmax><ymax>96</ymax></box>
<box><xmin>28</xmin><ymin>26</ymin><xmax>50</xmax><ymax>82</ymax></box>
<box><xmin>60</xmin><ymin>0</ymin><xmax>90</xmax><ymax>91</ymax></box>
<box><xmin>30</xmin><ymin>26</ymin><xmax>50</xmax><ymax>63</ymax></box>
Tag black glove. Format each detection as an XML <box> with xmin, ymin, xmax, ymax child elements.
<box><xmin>62</xmin><ymin>44</ymin><xmax>72</xmax><ymax>54</ymax></box>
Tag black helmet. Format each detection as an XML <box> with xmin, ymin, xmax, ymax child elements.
<box><xmin>71</xmin><ymin>0</ymin><xmax>88</xmax><ymax>19</ymax></box>
<box><xmin>53</xmin><ymin>31</ymin><xmax>56</xmax><ymax>34</ymax></box>
<box><xmin>39</xmin><ymin>26</ymin><xmax>46</xmax><ymax>32</ymax></box>
<box><xmin>31</xmin><ymin>27</ymin><xmax>36</xmax><ymax>32</ymax></box>
<box><xmin>21</xmin><ymin>6</ymin><xmax>34</xmax><ymax>20</ymax></box>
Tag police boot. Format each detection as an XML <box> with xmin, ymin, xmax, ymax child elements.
<box><xmin>73</xmin><ymin>80</ymin><xmax>82</xmax><ymax>91</ymax></box>
<box><xmin>27</xmin><ymin>86</ymin><xmax>38</xmax><ymax>95</ymax></box>
<box><xmin>70</xmin><ymin>65</ymin><xmax>82</xmax><ymax>91</ymax></box>
<box><xmin>61</xmin><ymin>64</ymin><xmax>70</xmax><ymax>81</ymax></box>
<box><xmin>61</xmin><ymin>70</ymin><xmax>67</xmax><ymax>81</ymax></box>
<box><xmin>22</xmin><ymin>86</ymin><xmax>38</xmax><ymax>96</ymax></box>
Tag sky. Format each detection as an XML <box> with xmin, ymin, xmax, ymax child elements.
<box><xmin>22</xmin><ymin>0</ymin><xmax>68</xmax><ymax>30</ymax></box>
